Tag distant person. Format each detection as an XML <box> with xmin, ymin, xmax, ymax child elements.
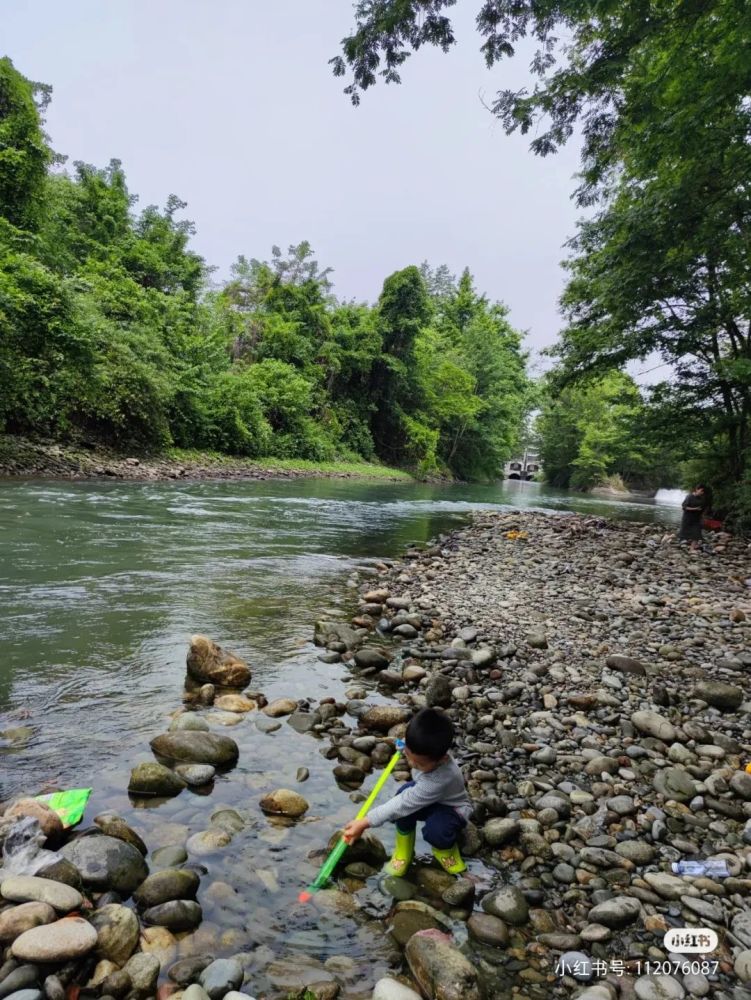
<box><xmin>343</xmin><ymin>708</ymin><xmax>472</xmax><ymax>876</ymax></box>
<box><xmin>679</xmin><ymin>484</ymin><xmax>710</xmax><ymax>549</ymax></box>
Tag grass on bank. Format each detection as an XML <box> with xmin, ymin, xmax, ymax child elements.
<box><xmin>166</xmin><ymin>447</ymin><xmax>415</xmax><ymax>481</ymax></box>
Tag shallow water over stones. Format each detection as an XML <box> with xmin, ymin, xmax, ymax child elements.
<box><xmin>1</xmin><ymin>479</ymin><xmax>690</xmax><ymax>997</ymax></box>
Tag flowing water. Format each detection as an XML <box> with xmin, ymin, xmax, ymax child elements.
<box><xmin>0</xmin><ymin>477</ymin><xmax>682</xmax><ymax>995</ymax></box>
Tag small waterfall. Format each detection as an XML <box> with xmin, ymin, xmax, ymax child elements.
<box><xmin>654</xmin><ymin>488</ymin><xmax>685</xmax><ymax>506</ymax></box>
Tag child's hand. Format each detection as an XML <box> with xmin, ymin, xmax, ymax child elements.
<box><xmin>343</xmin><ymin>818</ymin><xmax>370</xmax><ymax>843</ymax></box>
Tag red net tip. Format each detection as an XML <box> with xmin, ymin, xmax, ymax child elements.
<box><xmin>298</xmin><ymin>891</ymin><xmax>312</xmax><ymax>903</ymax></box>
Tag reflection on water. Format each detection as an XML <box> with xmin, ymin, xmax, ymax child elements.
<box><xmin>0</xmin><ymin>477</ymin><xmax>682</xmax><ymax>993</ymax></box>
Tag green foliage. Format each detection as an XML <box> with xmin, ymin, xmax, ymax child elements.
<box><xmin>538</xmin><ymin>371</ymin><xmax>675</xmax><ymax>491</ymax></box>
<box><xmin>0</xmin><ymin>60</ymin><xmax>533</xmax><ymax>481</ymax></box>
<box><xmin>0</xmin><ymin>58</ymin><xmax>51</xmax><ymax>230</ymax></box>
<box><xmin>333</xmin><ymin>1</ymin><xmax>751</xmax><ymax>523</ymax></box>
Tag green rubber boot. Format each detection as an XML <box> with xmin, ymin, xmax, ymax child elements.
<box><xmin>384</xmin><ymin>827</ymin><xmax>415</xmax><ymax>877</ymax></box>
<box><xmin>432</xmin><ymin>844</ymin><xmax>466</xmax><ymax>875</ymax></box>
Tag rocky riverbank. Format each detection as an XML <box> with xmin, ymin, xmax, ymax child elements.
<box><xmin>313</xmin><ymin>509</ymin><xmax>751</xmax><ymax>1000</ymax></box>
<box><xmin>2</xmin><ymin>509</ymin><xmax>751</xmax><ymax>1000</ymax></box>
<box><xmin>0</xmin><ymin>436</ymin><xmax>412</xmax><ymax>483</ymax></box>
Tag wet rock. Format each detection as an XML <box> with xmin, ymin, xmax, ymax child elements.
<box><xmin>124</xmin><ymin>953</ymin><xmax>160</xmax><ymax>998</ymax></box>
<box><xmin>0</xmin><ymin>876</ymin><xmax>83</xmax><ymax>913</ymax></box>
<box><xmin>481</xmin><ymin>886</ymin><xmax>529</xmax><ymax>925</ymax></box>
<box><xmin>390</xmin><ymin>908</ymin><xmax>442</xmax><ymax>946</ymax></box>
<box><xmin>89</xmin><ymin>904</ymin><xmax>140</xmax><ymax>965</ymax></box>
<box><xmin>354</xmin><ymin>649</ymin><xmax>390</xmax><ymax>671</ymax></box>
<box><xmin>372</xmin><ymin>979</ymin><xmax>422</xmax><ymax>1000</ymax></box>
<box><xmin>187</xmin><ymin>635</ymin><xmax>251</xmax><ymax>688</ymax></box>
<box><xmin>259</xmin><ymin>789</ymin><xmax>309</xmax><ymax>818</ymax></box>
<box><xmin>143</xmin><ymin>900</ymin><xmax>202</xmax><ymax>931</ymax></box>
<box><xmin>442</xmin><ymin>878</ymin><xmax>475</xmax><ymax>909</ymax></box>
<box><xmin>185</xmin><ymin>829</ymin><xmax>232</xmax><ymax>855</ymax></box>
<box><xmin>167</xmin><ymin>957</ymin><xmax>213</xmax><ymax>986</ymax></box>
<box><xmin>263</xmin><ymin>698</ymin><xmax>298</xmax><ymax>717</ymax></box>
<box><xmin>359</xmin><ymin>706</ymin><xmax>411</xmax><ymax>732</ymax></box>
<box><xmin>0</xmin><ymin>903</ymin><xmax>56</xmax><ymax>942</ymax></box>
<box><xmin>210</xmin><ymin>807</ymin><xmax>245</xmax><ymax>833</ymax></box>
<box><xmin>60</xmin><ymin>834</ymin><xmax>148</xmax><ymax>895</ymax></box>
<box><xmin>128</xmin><ymin>762</ymin><xmax>186</xmax><ymax>797</ymax></box>
<box><xmin>405</xmin><ymin>929</ymin><xmax>481</xmax><ymax>1000</ymax></box>
<box><xmin>174</xmin><ymin>764</ymin><xmax>215</xmax><ymax>787</ymax></box>
<box><xmin>93</xmin><ymin>814</ymin><xmax>148</xmax><ymax>855</ymax></box>
<box><xmin>150</xmin><ymin>732</ymin><xmax>239</xmax><ymax>767</ymax></box>
<box><xmin>198</xmin><ymin>958</ymin><xmax>243</xmax><ymax>999</ymax></box>
<box><xmin>11</xmin><ymin>917</ymin><xmax>97</xmax><ymax>962</ymax></box>
<box><xmin>467</xmin><ymin>912</ymin><xmax>509</xmax><ymax>947</ymax></box>
<box><xmin>134</xmin><ymin>869</ymin><xmax>200</xmax><ymax>908</ymax></box>
<box><xmin>287</xmin><ymin>710</ymin><xmax>322</xmax><ymax>734</ymax></box>
<box><xmin>151</xmin><ymin>845</ymin><xmax>188</xmax><ymax>867</ymax></box>
<box><xmin>333</xmin><ymin>764</ymin><xmax>365</xmax><ymax>785</ymax></box>
<box><xmin>315</xmin><ymin>620</ymin><xmax>360</xmax><ymax>650</ymax></box>
<box><xmin>170</xmin><ymin>713</ymin><xmax>210</xmax><ymax>732</ymax></box>
<box><xmin>213</xmin><ymin>694</ymin><xmax>256</xmax><ymax>713</ymax></box>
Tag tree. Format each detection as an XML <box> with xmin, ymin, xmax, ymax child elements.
<box><xmin>0</xmin><ymin>57</ymin><xmax>51</xmax><ymax>230</ymax></box>
<box><xmin>370</xmin><ymin>266</ymin><xmax>432</xmax><ymax>464</ymax></box>
<box><xmin>332</xmin><ymin>1</ymin><xmax>751</xmax><ymax>202</ymax></box>
<box><xmin>537</xmin><ymin>371</ymin><xmax>676</xmax><ymax>490</ymax></box>
<box><xmin>333</xmin><ymin>1</ymin><xmax>751</xmax><ymax>519</ymax></box>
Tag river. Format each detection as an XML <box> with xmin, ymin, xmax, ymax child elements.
<box><xmin>0</xmin><ymin>477</ymin><xmax>682</xmax><ymax>995</ymax></box>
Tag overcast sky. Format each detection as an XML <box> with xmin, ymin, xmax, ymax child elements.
<box><xmin>5</xmin><ymin>0</ymin><xmax>584</xmax><ymax>363</ymax></box>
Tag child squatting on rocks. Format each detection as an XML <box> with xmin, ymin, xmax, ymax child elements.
<box><xmin>343</xmin><ymin>707</ymin><xmax>473</xmax><ymax>876</ymax></box>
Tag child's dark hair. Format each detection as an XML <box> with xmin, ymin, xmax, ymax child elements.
<box><xmin>405</xmin><ymin>708</ymin><xmax>454</xmax><ymax>759</ymax></box>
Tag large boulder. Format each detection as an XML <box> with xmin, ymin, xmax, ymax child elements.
<box><xmin>405</xmin><ymin>929</ymin><xmax>481</xmax><ymax>1000</ymax></box>
<box><xmin>186</xmin><ymin>635</ymin><xmax>251</xmax><ymax>688</ymax></box>
<box><xmin>150</xmin><ymin>731</ymin><xmax>239</xmax><ymax>767</ymax></box>
<box><xmin>128</xmin><ymin>763</ymin><xmax>186</xmax><ymax>797</ymax></box>
<box><xmin>60</xmin><ymin>834</ymin><xmax>148</xmax><ymax>895</ymax></box>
